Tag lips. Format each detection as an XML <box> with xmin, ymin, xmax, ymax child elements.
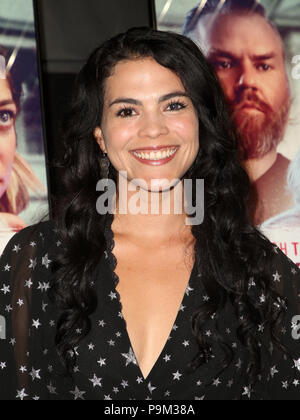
<box><xmin>130</xmin><ymin>145</ymin><xmax>179</xmax><ymax>166</ymax></box>
<box><xmin>240</xmin><ymin>104</ymin><xmax>262</xmax><ymax>111</ymax></box>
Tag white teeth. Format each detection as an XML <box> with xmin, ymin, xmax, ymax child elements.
<box><xmin>133</xmin><ymin>148</ymin><xmax>177</xmax><ymax>160</ymax></box>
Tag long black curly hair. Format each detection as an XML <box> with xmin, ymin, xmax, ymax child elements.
<box><xmin>49</xmin><ymin>27</ymin><xmax>288</xmax><ymax>391</ymax></box>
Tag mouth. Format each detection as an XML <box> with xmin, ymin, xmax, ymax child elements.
<box><xmin>130</xmin><ymin>145</ymin><xmax>179</xmax><ymax>166</ymax></box>
<box><xmin>236</xmin><ymin>102</ymin><xmax>263</xmax><ymax>112</ymax></box>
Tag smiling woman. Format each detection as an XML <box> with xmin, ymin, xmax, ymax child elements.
<box><xmin>0</xmin><ymin>27</ymin><xmax>299</xmax><ymax>401</ymax></box>
<box><xmin>94</xmin><ymin>57</ymin><xmax>199</xmax><ymax>196</ymax></box>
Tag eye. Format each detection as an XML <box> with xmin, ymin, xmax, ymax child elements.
<box><xmin>116</xmin><ymin>107</ymin><xmax>137</xmax><ymax>118</ymax></box>
<box><xmin>213</xmin><ymin>60</ymin><xmax>233</xmax><ymax>70</ymax></box>
<box><xmin>257</xmin><ymin>63</ymin><xmax>271</xmax><ymax>71</ymax></box>
<box><xmin>0</xmin><ymin>110</ymin><xmax>15</xmax><ymax>126</ymax></box>
<box><xmin>166</xmin><ymin>100</ymin><xmax>187</xmax><ymax>111</ymax></box>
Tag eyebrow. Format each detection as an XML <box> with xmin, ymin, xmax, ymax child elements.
<box><xmin>109</xmin><ymin>91</ymin><xmax>189</xmax><ymax>107</ymax></box>
<box><xmin>209</xmin><ymin>49</ymin><xmax>277</xmax><ymax>61</ymax></box>
<box><xmin>251</xmin><ymin>53</ymin><xmax>277</xmax><ymax>61</ymax></box>
<box><xmin>0</xmin><ymin>99</ymin><xmax>16</xmax><ymax>107</ymax></box>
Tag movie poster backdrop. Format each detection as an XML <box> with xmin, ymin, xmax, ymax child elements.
<box><xmin>0</xmin><ymin>0</ymin><xmax>49</xmax><ymax>254</ymax></box>
<box><xmin>155</xmin><ymin>0</ymin><xmax>300</xmax><ymax>266</ymax></box>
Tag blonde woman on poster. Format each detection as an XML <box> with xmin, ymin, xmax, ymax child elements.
<box><xmin>0</xmin><ymin>46</ymin><xmax>44</xmax><ymax>252</ymax></box>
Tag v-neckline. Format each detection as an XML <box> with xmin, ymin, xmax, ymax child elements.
<box><xmin>103</xmin><ymin>212</ymin><xmax>197</xmax><ymax>382</ymax></box>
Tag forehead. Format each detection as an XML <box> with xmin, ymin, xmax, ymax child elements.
<box><xmin>0</xmin><ymin>79</ymin><xmax>13</xmax><ymax>101</ymax></box>
<box><xmin>104</xmin><ymin>58</ymin><xmax>184</xmax><ymax>99</ymax></box>
<box><xmin>201</xmin><ymin>12</ymin><xmax>284</xmax><ymax>57</ymax></box>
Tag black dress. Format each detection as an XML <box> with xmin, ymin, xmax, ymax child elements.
<box><xmin>0</xmin><ymin>216</ymin><xmax>299</xmax><ymax>400</ymax></box>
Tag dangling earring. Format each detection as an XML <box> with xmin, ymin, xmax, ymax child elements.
<box><xmin>100</xmin><ymin>151</ymin><xmax>110</xmax><ymax>179</ymax></box>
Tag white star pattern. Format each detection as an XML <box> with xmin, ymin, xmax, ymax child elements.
<box><xmin>16</xmin><ymin>388</ymin><xmax>28</xmax><ymax>400</ymax></box>
<box><xmin>270</xmin><ymin>366</ymin><xmax>279</xmax><ymax>378</ymax></box>
<box><xmin>32</xmin><ymin>319</ymin><xmax>42</xmax><ymax>329</ymax></box>
<box><xmin>1</xmin><ymin>284</ymin><xmax>10</xmax><ymax>295</ymax></box>
<box><xmin>185</xmin><ymin>285</ymin><xmax>194</xmax><ymax>296</ymax></box>
<box><xmin>0</xmin><ymin>221</ymin><xmax>299</xmax><ymax>400</ymax></box>
<box><xmin>70</xmin><ymin>387</ymin><xmax>86</xmax><ymax>400</ymax></box>
<box><xmin>273</xmin><ymin>271</ymin><xmax>281</xmax><ymax>283</ymax></box>
<box><xmin>172</xmin><ymin>371</ymin><xmax>182</xmax><ymax>381</ymax></box>
<box><xmin>108</xmin><ymin>291</ymin><xmax>117</xmax><ymax>300</ymax></box>
<box><xmin>97</xmin><ymin>358</ymin><xmax>106</xmax><ymax>367</ymax></box>
<box><xmin>121</xmin><ymin>380</ymin><xmax>129</xmax><ymax>389</ymax></box>
<box><xmin>12</xmin><ymin>244</ymin><xmax>21</xmax><ymax>253</ymax></box>
<box><xmin>121</xmin><ymin>348</ymin><xmax>137</xmax><ymax>366</ymax></box>
<box><xmin>47</xmin><ymin>382</ymin><xmax>57</xmax><ymax>394</ymax></box>
<box><xmin>42</xmin><ymin>254</ymin><xmax>52</xmax><ymax>269</ymax></box>
<box><xmin>148</xmin><ymin>382</ymin><xmax>156</xmax><ymax>394</ymax></box>
<box><xmin>28</xmin><ymin>258</ymin><xmax>37</xmax><ymax>270</ymax></box>
<box><xmin>89</xmin><ymin>374</ymin><xmax>102</xmax><ymax>388</ymax></box>
<box><xmin>294</xmin><ymin>359</ymin><xmax>300</xmax><ymax>372</ymax></box>
<box><xmin>25</xmin><ymin>278</ymin><xmax>33</xmax><ymax>288</ymax></box>
<box><xmin>213</xmin><ymin>378</ymin><xmax>221</xmax><ymax>387</ymax></box>
<box><xmin>163</xmin><ymin>354</ymin><xmax>171</xmax><ymax>362</ymax></box>
<box><xmin>242</xmin><ymin>386</ymin><xmax>252</xmax><ymax>399</ymax></box>
<box><xmin>29</xmin><ymin>368</ymin><xmax>41</xmax><ymax>381</ymax></box>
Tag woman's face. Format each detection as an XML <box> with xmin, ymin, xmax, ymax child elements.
<box><xmin>95</xmin><ymin>57</ymin><xmax>199</xmax><ymax>191</ymax></box>
<box><xmin>0</xmin><ymin>79</ymin><xmax>17</xmax><ymax>198</ymax></box>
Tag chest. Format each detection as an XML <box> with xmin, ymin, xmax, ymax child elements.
<box><xmin>113</xmin><ymin>237</ymin><xmax>194</xmax><ymax>379</ymax></box>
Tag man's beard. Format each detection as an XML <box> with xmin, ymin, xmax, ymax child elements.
<box><xmin>229</xmin><ymin>90</ymin><xmax>291</xmax><ymax>160</ymax></box>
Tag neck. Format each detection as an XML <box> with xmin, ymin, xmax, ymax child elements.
<box><xmin>112</xmin><ymin>177</ymin><xmax>192</xmax><ymax>243</ymax></box>
<box><xmin>243</xmin><ymin>149</ymin><xmax>278</xmax><ymax>182</ymax></box>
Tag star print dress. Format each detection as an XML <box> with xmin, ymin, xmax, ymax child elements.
<box><xmin>0</xmin><ymin>215</ymin><xmax>300</xmax><ymax>400</ymax></box>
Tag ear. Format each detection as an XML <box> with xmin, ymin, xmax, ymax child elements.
<box><xmin>94</xmin><ymin>126</ymin><xmax>107</xmax><ymax>154</ymax></box>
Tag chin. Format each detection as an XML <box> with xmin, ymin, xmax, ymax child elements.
<box><xmin>144</xmin><ymin>177</ymin><xmax>181</xmax><ymax>192</ymax></box>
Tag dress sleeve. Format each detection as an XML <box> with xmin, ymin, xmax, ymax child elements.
<box><xmin>0</xmin><ymin>222</ymin><xmax>54</xmax><ymax>400</ymax></box>
<box><xmin>263</xmin><ymin>249</ymin><xmax>300</xmax><ymax>400</ymax></box>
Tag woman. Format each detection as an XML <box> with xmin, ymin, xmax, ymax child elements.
<box><xmin>0</xmin><ymin>45</ymin><xmax>44</xmax><ymax>249</ymax></box>
<box><xmin>0</xmin><ymin>27</ymin><xmax>299</xmax><ymax>400</ymax></box>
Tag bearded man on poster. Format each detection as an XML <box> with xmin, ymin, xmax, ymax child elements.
<box><xmin>183</xmin><ymin>0</ymin><xmax>293</xmax><ymax>225</ymax></box>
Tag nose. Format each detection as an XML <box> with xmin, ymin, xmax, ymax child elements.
<box><xmin>235</xmin><ymin>61</ymin><xmax>258</xmax><ymax>94</ymax></box>
<box><xmin>138</xmin><ymin>111</ymin><xmax>169</xmax><ymax>139</ymax></box>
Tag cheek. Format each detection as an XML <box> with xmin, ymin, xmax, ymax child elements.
<box><xmin>0</xmin><ymin>128</ymin><xmax>17</xmax><ymax>163</ymax></box>
<box><xmin>172</xmin><ymin>115</ymin><xmax>199</xmax><ymax>146</ymax></box>
<box><xmin>266</xmin><ymin>74</ymin><xmax>289</xmax><ymax>105</ymax></box>
<box><xmin>216</xmin><ymin>72</ymin><xmax>236</xmax><ymax>100</ymax></box>
<box><xmin>102</xmin><ymin>119</ymin><xmax>136</xmax><ymax>153</ymax></box>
